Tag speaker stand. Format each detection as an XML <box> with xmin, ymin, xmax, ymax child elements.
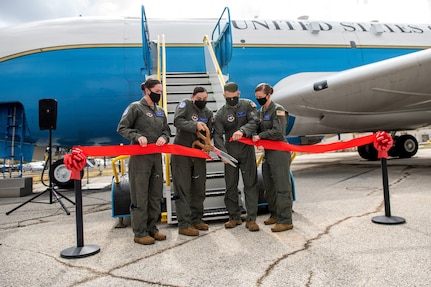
<box><xmin>6</xmin><ymin>128</ymin><xmax>75</xmax><ymax>215</ymax></box>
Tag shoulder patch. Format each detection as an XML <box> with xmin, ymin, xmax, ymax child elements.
<box><xmin>178</xmin><ymin>101</ymin><xmax>186</xmax><ymax>109</ymax></box>
<box><xmin>276</xmin><ymin>110</ymin><xmax>285</xmax><ymax>117</ymax></box>
<box><xmin>250</xmin><ymin>101</ymin><xmax>257</xmax><ymax>108</ymax></box>
<box><xmin>122</xmin><ymin>107</ymin><xmax>129</xmax><ymax>116</ymax></box>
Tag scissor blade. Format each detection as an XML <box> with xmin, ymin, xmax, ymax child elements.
<box><xmin>213</xmin><ymin>147</ymin><xmax>238</xmax><ymax>167</ymax></box>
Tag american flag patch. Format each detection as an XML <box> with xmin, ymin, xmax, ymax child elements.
<box><xmin>276</xmin><ymin>110</ymin><xmax>285</xmax><ymax>116</ymax></box>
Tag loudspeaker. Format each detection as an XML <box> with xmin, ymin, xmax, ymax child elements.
<box><xmin>39</xmin><ymin>99</ymin><xmax>58</xmax><ymax>130</ymax></box>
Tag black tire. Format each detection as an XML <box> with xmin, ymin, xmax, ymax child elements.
<box><xmin>357</xmin><ymin>143</ymin><xmax>378</xmax><ymax>161</ymax></box>
<box><xmin>49</xmin><ymin>158</ymin><xmax>84</xmax><ymax>189</ymax></box>
<box><xmin>395</xmin><ymin>134</ymin><xmax>418</xmax><ymax>158</ymax></box>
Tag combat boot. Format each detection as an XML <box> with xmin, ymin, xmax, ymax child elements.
<box><xmin>134</xmin><ymin>235</ymin><xmax>155</xmax><ymax>245</ymax></box>
<box><xmin>224</xmin><ymin>219</ymin><xmax>242</xmax><ymax>228</ymax></box>
<box><xmin>264</xmin><ymin>217</ymin><xmax>278</xmax><ymax>225</ymax></box>
<box><xmin>151</xmin><ymin>231</ymin><xmax>167</xmax><ymax>241</ymax></box>
<box><xmin>193</xmin><ymin>222</ymin><xmax>209</xmax><ymax>231</ymax></box>
<box><xmin>179</xmin><ymin>226</ymin><xmax>199</xmax><ymax>236</ymax></box>
<box><xmin>271</xmin><ymin>223</ymin><xmax>293</xmax><ymax>232</ymax></box>
<box><xmin>245</xmin><ymin>220</ymin><xmax>260</xmax><ymax>232</ymax></box>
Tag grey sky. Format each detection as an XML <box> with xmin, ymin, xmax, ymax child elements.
<box><xmin>1</xmin><ymin>0</ymin><xmax>431</xmax><ymax>28</ymax></box>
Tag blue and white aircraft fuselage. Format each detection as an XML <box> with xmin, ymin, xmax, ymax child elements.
<box><xmin>1</xmin><ymin>15</ymin><xmax>431</xmax><ymax>162</ymax></box>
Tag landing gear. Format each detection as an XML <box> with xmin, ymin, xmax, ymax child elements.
<box><xmin>389</xmin><ymin>134</ymin><xmax>418</xmax><ymax>158</ymax></box>
<box><xmin>49</xmin><ymin>158</ymin><xmax>84</xmax><ymax>189</ymax></box>
<box><xmin>358</xmin><ymin>134</ymin><xmax>419</xmax><ymax>160</ymax></box>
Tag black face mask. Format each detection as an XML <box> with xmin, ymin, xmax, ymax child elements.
<box><xmin>194</xmin><ymin>100</ymin><xmax>207</xmax><ymax>109</ymax></box>
<box><xmin>256</xmin><ymin>97</ymin><xmax>267</xmax><ymax>106</ymax></box>
<box><xmin>149</xmin><ymin>91</ymin><xmax>161</xmax><ymax>103</ymax></box>
<box><xmin>226</xmin><ymin>96</ymin><xmax>239</xmax><ymax>106</ymax></box>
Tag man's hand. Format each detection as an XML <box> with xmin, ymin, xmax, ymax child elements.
<box><xmin>232</xmin><ymin>130</ymin><xmax>244</xmax><ymax>141</ymax></box>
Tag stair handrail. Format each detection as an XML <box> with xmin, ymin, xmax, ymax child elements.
<box><xmin>203</xmin><ymin>35</ymin><xmax>226</xmax><ymax>87</ymax></box>
<box><xmin>210</xmin><ymin>7</ymin><xmax>233</xmax><ymax>70</ymax></box>
<box><xmin>141</xmin><ymin>5</ymin><xmax>152</xmax><ymax>74</ymax></box>
<box><xmin>160</xmin><ymin>35</ymin><xmax>168</xmax><ymax>117</ymax></box>
<box><xmin>156</xmin><ymin>34</ymin><xmax>171</xmax><ymax>186</ymax></box>
<box><xmin>112</xmin><ymin>154</ymin><xmax>129</xmax><ymax>184</ymax></box>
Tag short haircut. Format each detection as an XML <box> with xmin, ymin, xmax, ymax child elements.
<box><xmin>224</xmin><ymin>82</ymin><xmax>238</xmax><ymax>92</ymax></box>
<box><xmin>193</xmin><ymin>86</ymin><xmax>207</xmax><ymax>95</ymax></box>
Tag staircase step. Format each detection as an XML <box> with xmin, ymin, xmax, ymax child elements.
<box><xmin>166</xmin><ymin>72</ymin><xmax>208</xmax><ymax>77</ymax></box>
<box><xmin>205</xmin><ymin>188</ymin><xmax>226</xmax><ymax>197</ymax></box>
<box><xmin>166</xmin><ymin>84</ymin><xmax>212</xmax><ymax>93</ymax></box>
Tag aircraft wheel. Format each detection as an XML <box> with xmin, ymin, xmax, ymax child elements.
<box><xmin>394</xmin><ymin>134</ymin><xmax>418</xmax><ymax>158</ymax></box>
<box><xmin>357</xmin><ymin>143</ymin><xmax>378</xmax><ymax>161</ymax></box>
<box><xmin>49</xmin><ymin>158</ymin><xmax>83</xmax><ymax>189</ymax></box>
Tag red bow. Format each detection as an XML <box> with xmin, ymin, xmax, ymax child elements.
<box><xmin>64</xmin><ymin>148</ymin><xmax>87</xmax><ymax>180</ymax></box>
<box><xmin>373</xmin><ymin>131</ymin><xmax>393</xmax><ymax>159</ymax></box>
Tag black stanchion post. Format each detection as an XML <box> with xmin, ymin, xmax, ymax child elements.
<box><xmin>60</xmin><ymin>179</ymin><xmax>100</xmax><ymax>258</ymax></box>
<box><xmin>371</xmin><ymin>157</ymin><xmax>406</xmax><ymax>225</ymax></box>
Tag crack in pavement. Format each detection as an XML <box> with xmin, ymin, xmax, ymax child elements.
<box><xmin>255</xmin><ymin>207</ymin><xmax>382</xmax><ymax>287</ymax></box>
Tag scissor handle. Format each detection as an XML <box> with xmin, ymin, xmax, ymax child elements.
<box><xmin>192</xmin><ymin>125</ymin><xmax>213</xmax><ymax>152</ymax></box>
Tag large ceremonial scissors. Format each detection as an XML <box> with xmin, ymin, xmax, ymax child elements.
<box><xmin>192</xmin><ymin>125</ymin><xmax>238</xmax><ymax>167</ymax></box>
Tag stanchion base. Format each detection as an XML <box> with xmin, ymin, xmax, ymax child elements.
<box><xmin>372</xmin><ymin>215</ymin><xmax>406</xmax><ymax>225</ymax></box>
<box><xmin>60</xmin><ymin>245</ymin><xmax>100</xmax><ymax>259</ymax></box>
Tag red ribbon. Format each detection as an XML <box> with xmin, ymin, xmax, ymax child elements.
<box><xmin>74</xmin><ymin>143</ymin><xmax>212</xmax><ymax>159</ymax></box>
<box><xmin>373</xmin><ymin>131</ymin><xmax>393</xmax><ymax>159</ymax></box>
<box><xmin>63</xmin><ymin>143</ymin><xmax>212</xmax><ymax>180</ymax></box>
<box><xmin>64</xmin><ymin>148</ymin><xmax>87</xmax><ymax>180</ymax></box>
<box><xmin>236</xmin><ymin>134</ymin><xmax>375</xmax><ymax>153</ymax></box>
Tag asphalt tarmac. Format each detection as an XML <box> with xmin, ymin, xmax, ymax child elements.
<box><xmin>1</xmin><ymin>148</ymin><xmax>430</xmax><ymax>287</ymax></box>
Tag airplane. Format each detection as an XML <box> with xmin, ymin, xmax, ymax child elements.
<box><xmin>1</xmin><ymin>5</ymin><xmax>431</xmax><ymax>190</ymax></box>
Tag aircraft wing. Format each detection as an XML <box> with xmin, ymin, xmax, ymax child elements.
<box><xmin>273</xmin><ymin>48</ymin><xmax>431</xmax><ymax>136</ymax></box>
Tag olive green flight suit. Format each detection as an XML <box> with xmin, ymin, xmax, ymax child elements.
<box><xmin>257</xmin><ymin>101</ymin><xmax>293</xmax><ymax>225</ymax></box>
<box><xmin>117</xmin><ymin>98</ymin><xmax>171</xmax><ymax>238</ymax></box>
<box><xmin>171</xmin><ymin>99</ymin><xmax>214</xmax><ymax>229</ymax></box>
<box><xmin>213</xmin><ymin>99</ymin><xmax>259</xmax><ymax>222</ymax></box>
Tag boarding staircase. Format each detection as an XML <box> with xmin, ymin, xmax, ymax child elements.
<box><xmin>158</xmin><ymin>5</ymin><xmax>244</xmax><ymax>223</ymax></box>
